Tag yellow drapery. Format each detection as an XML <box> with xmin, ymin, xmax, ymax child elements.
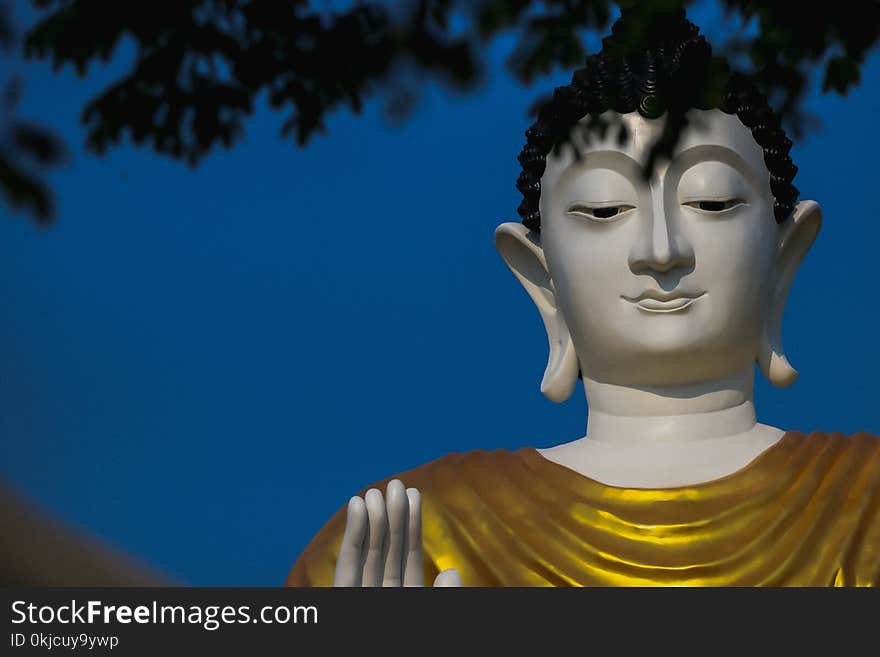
<box><xmin>287</xmin><ymin>431</ymin><xmax>880</xmax><ymax>586</ymax></box>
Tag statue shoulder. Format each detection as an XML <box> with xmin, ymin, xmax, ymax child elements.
<box><xmin>782</xmin><ymin>430</ymin><xmax>880</xmax><ymax>585</ymax></box>
<box><xmin>784</xmin><ymin>429</ymin><xmax>880</xmax><ymax>482</ymax></box>
<box><xmin>285</xmin><ymin>448</ymin><xmax>530</xmax><ymax>586</ymax></box>
<box><xmin>833</xmin><ymin>431</ymin><xmax>880</xmax><ymax>486</ymax></box>
<box><xmin>794</xmin><ymin>429</ymin><xmax>880</xmax><ymax>458</ymax></box>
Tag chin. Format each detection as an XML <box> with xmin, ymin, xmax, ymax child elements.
<box><xmin>625</xmin><ymin>315</ymin><xmax>713</xmax><ymax>352</ymax></box>
<box><xmin>589</xmin><ymin>328</ymin><xmax>752</xmax><ymax>386</ymax></box>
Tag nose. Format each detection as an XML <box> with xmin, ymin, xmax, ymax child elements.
<box><xmin>628</xmin><ymin>192</ymin><xmax>694</xmax><ymax>275</ymax></box>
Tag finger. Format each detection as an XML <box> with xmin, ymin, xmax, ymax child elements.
<box><xmin>333</xmin><ymin>496</ymin><xmax>368</xmax><ymax>587</ymax></box>
<box><xmin>433</xmin><ymin>568</ymin><xmax>462</xmax><ymax>587</ymax></box>
<box><xmin>381</xmin><ymin>479</ymin><xmax>408</xmax><ymax>586</ymax></box>
<box><xmin>362</xmin><ymin>488</ymin><xmax>389</xmax><ymax>587</ymax></box>
<box><xmin>403</xmin><ymin>487</ymin><xmax>424</xmax><ymax>587</ymax></box>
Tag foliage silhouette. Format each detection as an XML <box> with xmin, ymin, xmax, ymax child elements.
<box><xmin>4</xmin><ymin>0</ymin><xmax>880</xmax><ymax>224</ymax></box>
<box><xmin>0</xmin><ymin>1</ymin><xmax>65</xmax><ymax>224</ymax></box>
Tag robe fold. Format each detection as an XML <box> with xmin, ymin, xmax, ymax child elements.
<box><xmin>287</xmin><ymin>431</ymin><xmax>880</xmax><ymax>586</ymax></box>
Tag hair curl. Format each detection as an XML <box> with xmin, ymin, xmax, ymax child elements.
<box><xmin>516</xmin><ymin>10</ymin><xmax>799</xmax><ymax>231</ymax></box>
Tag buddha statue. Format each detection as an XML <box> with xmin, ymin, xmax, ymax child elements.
<box><xmin>287</xmin><ymin>11</ymin><xmax>879</xmax><ymax>587</ymax></box>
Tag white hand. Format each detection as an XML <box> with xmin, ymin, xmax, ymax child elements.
<box><xmin>332</xmin><ymin>479</ymin><xmax>462</xmax><ymax>587</ymax></box>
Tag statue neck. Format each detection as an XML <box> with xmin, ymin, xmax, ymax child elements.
<box><xmin>582</xmin><ymin>369</ymin><xmax>757</xmax><ymax>445</ymax></box>
<box><xmin>538</xmin><ymin>368</ymin><xmax>785</xmax><ymax>488</ymax></box>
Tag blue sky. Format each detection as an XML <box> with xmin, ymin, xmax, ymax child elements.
<box><xmin>1</xmin><ymin>4</ymin><xmax>879</xmax><ymax>585</ymax></box>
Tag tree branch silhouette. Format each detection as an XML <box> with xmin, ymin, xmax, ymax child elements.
<box><xmin>4</xmin><ymin>0</ymin><xmax>879</xmax><ymax>224</ymax></box>
<box><xmin>0</xmin><ymin>1</ymin><xmax>64</xmax><ymax>224</ymax></box>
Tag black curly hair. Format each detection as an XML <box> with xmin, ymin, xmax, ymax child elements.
<box><xmin>516</xmin><ymin>9</ymin><xmax>799</xmax><ymax>231</ymax></box>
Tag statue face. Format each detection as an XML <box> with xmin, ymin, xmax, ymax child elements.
<box><xmin>539</xmin><ymin>110</ymin><xmax>779</xmax><ymax>386</ymax></box>
<box><xmin>496</xmin><ymin>109</ymin><xmax>821</xmax><ymax>397</ymax></box>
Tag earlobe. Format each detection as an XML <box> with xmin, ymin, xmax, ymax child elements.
<box><xmin>540</xmin><ymin>331</ymin><xmax>581</xmax><ymax>402</ymax></box>
<box><xmin>758</xmin><ymin>200</ymin><xmax>822</xmax><ymax>387</ymax></box>
<box><xmin>494</xmin><ymin>223</ymin><xmax>580</xmax><ymax>402</ymax></box>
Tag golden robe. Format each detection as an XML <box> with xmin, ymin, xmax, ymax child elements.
<box><xmin>287</xmin><ymin>431</ymin><xmax>880</xmax><ymax>586</ymax></box>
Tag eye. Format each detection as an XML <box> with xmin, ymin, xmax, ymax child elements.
<box><xmin>566</xmin><ymin>203</ymin><xmax>635</xmax><ymax>222</ymax></box>
<box><xmin>683</xmin><ymin>199</ymin><xmax>746</xmax><ymax>213</ymax></box>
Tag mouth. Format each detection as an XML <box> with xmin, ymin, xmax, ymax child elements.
<box><xmin>621</xmin><ymin>291</ymin><xmax>706</xmax><ymax>314</ymax></box>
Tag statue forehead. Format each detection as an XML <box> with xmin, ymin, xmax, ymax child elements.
<box><xmin>544</xmin><ymin>108</ymin><xmax>769</xmax><ymax>188</ymax></box>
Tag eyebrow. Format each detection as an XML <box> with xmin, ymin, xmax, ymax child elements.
<box><xmin>555</xmin><ymin>149</ymin><xmax>643</xmax><ymax>188</ymax></box>
<box><xmin>553</xmin><ymin>143</ymin><xmax>767</xmax><ymax>197</ymax></box>
<box><xmin>665</xmin><ymin>145</ymin><xmax>766</xmax><ymax>193</ymax></box>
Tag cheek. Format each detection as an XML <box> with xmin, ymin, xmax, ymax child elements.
<box><xmin>544</xmin><ymin>218</ymin><xmax>635</xmax><ymax>304</ymax></box>
<box><xmin>543</xmin><ymin>219</ymin><xmax>639</xmax><ymax>347</ymax></box>
<box><xmin>690</xmin><ymin>213</ymin><xmax>776</xmax><ymax>320</ymax></box>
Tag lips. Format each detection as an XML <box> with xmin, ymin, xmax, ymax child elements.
<box><xmin>621</xmin><ymin>291</ymin><xmax>706</xmax><ymax>313</ymax></box>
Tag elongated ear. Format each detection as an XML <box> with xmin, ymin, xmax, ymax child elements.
<box><xmin>494</xmin><ymin>222</ymin><xmax>580</xmax><ymax>402</ymax></box>
<box><xmin>758</xmin><ymin>200</ymin><xmax>822</xmax><ymax>387</ymax></box>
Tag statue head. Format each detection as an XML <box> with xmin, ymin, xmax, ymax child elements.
<box><xmin>495</xmin><ymin>10</ymin><xmax>822</xmax><ymax>402</ymax></box>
